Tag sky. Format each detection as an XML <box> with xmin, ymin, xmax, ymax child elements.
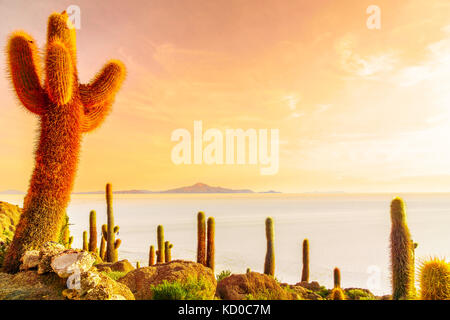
<box><xmin>0</xmin><ymin>0</ymin><xmax>450</xmax><ymax>193</ymax></box>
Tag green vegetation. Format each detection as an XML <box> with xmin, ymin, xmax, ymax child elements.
<box><xmin>0</xmin><ymin>230</ymin><xmax>13</xmax><ymax>268</ymax></box>
<box><xmin>102</xmin><ymin>271</ymin><xmax>128</xmax><ymax>281</ymax></box>
<box><xmin>216</xmin><ymin>270</ymin><xmax>232</xmax><ymax>282</ymax></box>
<box><xmin>151</xmin><ymin>276</ymin><xmax>214</xmax><ymax>300</ymax></box>
<box><xmin>345</xmin><ymin>289</ymin><xmax>375</xmax><ymax>300</ymax></box>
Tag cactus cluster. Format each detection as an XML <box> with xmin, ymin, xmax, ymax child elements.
<box><xmin>264</xmin><ymin>217</ymin><xmax>275</xmax><ymax>277</ymax></box>
<box><xmin>3</xmin><ymin>12</ymin><xmax>125</xmax><ymax>273</ymax></box>
<box><xmin>196</xmin><ymin>212</ymin><xmax>215</xmax><ymax>271</ymax></box>
<box><xmin>390</xmin><ymin>197</ymin><xmax>415</xmax><ymax>300</ymax></box>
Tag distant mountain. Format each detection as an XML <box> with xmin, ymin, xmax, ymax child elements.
<box><xmin>161</xmin><ymin>183</ymin><xmax>254</xmax><ymax>194</ymax></box>
<box><xmin>73</xmin><ymin>183</ymin><xmax>272</xmax><ymax>194</ymax></box>
<box><xmin>0</xmin><ymin>189</ymin><xmax>25</xmax><ymax>194</ymax></box>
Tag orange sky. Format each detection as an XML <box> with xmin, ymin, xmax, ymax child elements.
<box><xmin>1</xmin><ymin>0</ymin><xmax>450</xmax><ymax>193</ymax></box>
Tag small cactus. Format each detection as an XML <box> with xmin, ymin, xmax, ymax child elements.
<box><xmin>99</xmin><ymin>224</ymin><xmax>107</xmax><ymax>261</ymax></box>
<box><xmin>89</xmin><ymin>210</ymin><xmax>97</xmax><ymax>252</ymax></box>
<box><xmin>301</xmin><ymin>239</ymin><xmax>309</xmax><ymax>282</ymax></box>
<box><xmin>68</xmin><ymin>236</ymin><xmax>73</xmax><ymax>249</ymax></box>
<box><xmin>82</xmin><ymin>231</ymin><xmax>88</xmax><ymax>251</ymax></box>
<box><xmin>113</xmin><ymin>239</ymin><xmax>121</xmax><ymax>262</ymax></box>
<box><xmin>149</xmin><ymin>245</ymin><xmax>155</xmax><ymax>266</ymax></box>
<box><xmin>105</xmin><ymin>183</ymin><xmax>121</xmax><ymax>262</ymax></box>
<box><xmin>197</xmin><ymin>212</ymin><xmax>206</xmax><ymax>265</ymax></box>
<box><xmin>390</xmin><ymin>197</ymin><xmax>415</xmax><ymax>299</ymax></box>
<box><xmin>330</xmin><ymin>287</ymin><xmax>346</xmax><ymax>300</ymax></box>
<box><xmin>333</xmin><ymin>267</ymin><xmax>341</xmax><ymax>288</ymax></box>
<box><xmin>246</xmin><ymin>268</ymin><xmax>251</xmax><ymax>274</ymax></box>
<box><xmin>206</xmin><ymin>217</ymin><xmax>215</xmax><ymax>271</ymax></box>
<box><xmin>156</xmin><ymin>225</ymin><xmax>165</xmax><ymax>263</ymax></box>
<box><xmin>264</xmin><ymin>217</ymin><xmax>275</xmax><ymax>276</ymax></box>
<box><xmin>136</xmin><ymin>261</ymin><xmax>140</xmax><ymax>269</ymax></box>
<box><xmin>164</xmin><ymin>241</ymin><xmax>173</xmax><ymax>263</ymax></box>
<box><xmin>419</xmin><ymin>258</ymin><xmax>450</xmax><ymax>300</ymax></box>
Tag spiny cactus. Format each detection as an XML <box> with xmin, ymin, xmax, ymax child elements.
<box><xmin>149</xmin><ymin>245</ymin><xmax>155</xmax><ymax>266</ymax></box>
<box><xmin>164</xmin><ymin>241</ymin><xmax>173</xmax><ymax>263</ymax></box>
<box><xmin>105</xmin><ymin>183</ymin><xmax>121</xmax><ymax>262</ymax></box>
<box><xmin>330</xmin><ymin>287</ymin><xmax>346</xmax><ymax>300</ymax></box>
<box><xmin>99</xmin><ymin>224</ymin><xmax>107</xmax><ymax>261</ymax></box>
<box><xmin>3</xmin><ymin>11</ymin><xmax>125</xmax><ymax>273</ymax></box>
<box><xmin>301</xmin><ymin>239</ymin><xmax>309</xmax><ymax>282</ymax></box>
<box><xmin>156</xmin><ymin>225</ymin><xmax>165</xmax><ymax>263</ymax></box>
<box><xmin>419</xmin><ymin>258</ymin><xmax>450</xmax><ymax>300</ymax></box>
<box><xmin>264</xmin><ymin>217</ymin><xmax>275</xmax><ymax>276</ymax></box>
<box><xmin>390</xmin><ymin>197</ymin><xmax>415</xmax><ymax>299</ymax></box>
<box><xmin>206</xmin><ymin>217</ymin><xmax>215</xmax><ymax>271</ymax></box>
<box><xmin>197</xmin><ymin>212</ymin><xmax>206</xmax><ymax>265</ymax></box>
<box><xmin>82</xmin><ymin>231</ymin><xmax>88</xmax><ymax>251</ymax></box>
<box><xmin>333</xmin><ymin>267</ymin><xmax>341</xmax><ymax>288</ymax></box>
<box><xmin>89</xmin><ymin>210</ymin><xmax>97</xmax><ymax>252</ymax></box>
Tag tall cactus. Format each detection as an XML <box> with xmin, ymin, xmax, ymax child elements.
<box><xmin>3</xmin><ymin>11</ymin><xmax>125</xmax><ymax>273</ymax></box>
<box><xmin>156</xmin><ymin>225</ymin><xmax>165</xmax><ymax>263</ymax></box>
<box><xmin>149</xmin><ymin>245</ymin><xmax>155</xmax><ymax>266</ymax></box>
<box><xmin>206</xmin><ymin>217</ymin><xmax>215</xmax><ymax>271</ymax></box>
<box><xmin>99</xmin><ymin>224</ymin><xmax>107</xmax><ymax>261</ymax></box>
<box><xmin>333</xmin><ymin>267</ymin><xmax>341</xmax><ymax>288</ymax></box>
<box><xmin>390</xmin><ymin>197</ymin><xmax>415</xmax><ymax>299</ymax></box>
<box><xmin>164</xmin><ymin>241</ymin><xmax>173</xmax><ymax>263</ymax></box>
<box><xmin>197</xmin><ymin>212</ymin><xmax>206</xmax><ymax>265</ymax></box>
<box><xmin>105</xmin><ymin>183</ymin><xmax>121</xmax><ymax>262</ymax></box>
<box><xmin>82</xmin><ymin>231</ymin><xmax>88</xmax><ymax>251</ymax></box>
<box><xmin>264</xmin><ymin>217</ymin><xmax>275</xmax><ymax>276</ymax></box>
<box><xmin>301</xmin><ymin>239</ymin><xmax>309</xmax><ymax>282</ymax></box>
<box><xmin>89</xmin><ymin>210</ymin><xmax>97</xmax><ymax>252</ymax></box>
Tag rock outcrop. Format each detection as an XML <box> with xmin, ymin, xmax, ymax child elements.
<box><xmin>119</xmin><ymin>260</ymin><xmax>216</xmax><ymax>300</ymax></box>
<box><xmin>0</xmin><ymin>201</ymin><xmax>21</xmax><ymax>238</ymax></box>
<box><xmin>50</xmin><ymin>250</ymin><xmax>96</xmax><ymax>278</ymax></box>
<box><xmin>95</xmin><ymin>259</ymin><xmax>135</xmax><ymax>273</ymax></box>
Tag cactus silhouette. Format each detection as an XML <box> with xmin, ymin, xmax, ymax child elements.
<box><xmin>333</xmin><ymin>267</ymin><xmax>341</xmax><ymax>288</ymax></box>
<box><xmin>99</xmin><ymin>224</ymin><xmax>107</xmax><ymax>261</ymax></box>
<box><xmin>206</xmin><ymin>217</ymin><xmax>215</xmax><ymax>271</ymax></box>
<box><xmin>390</xmin><ymin>197</ymin><xmax>415</xmax><ymax>299</ymax></box>
<box><xmin>419</xmin><ymin>258</ymin><xmax>450</xmax><ymax>300</ymax></box>
<box><xmin>197</xmin><ymin>212</ymin><xmax>206</xmax><ymax>265</ymax></box>
<box><xmin>301</xmin><ymin>239</ymin><xmax>309</xmax><ymax>282</ymax></box>
<box><xmin>164</xmin><ymin>241</ymin><xmax>173</xmax><ymax>263</ymax></box>
<box><xmin>3</xmin><ymin>12</ymin><xmax>125</xmax><ymax>272</ymax></box>
<box><xmin>149</xmin><ymin>245</ymin><xmax>155</xmax><ymax>266</ymax></box>
<box><xmin>264</xmin><ymin>217</ymin><xmax>275</xmax><ymax>276</ymax></box>
<box><xmin>157</xmin><ymin>225</ymin><xmax>165</xmax><ymax>263</ymax></box>
<box><xmin>89</xmin><ymin>210</ymin><xmax>97</xmax><ymax>252</ymax></box>
<box><xmin>82</xmin><ymin>231</ymin><xmax>88</xmax><ymax>251</ymax></box>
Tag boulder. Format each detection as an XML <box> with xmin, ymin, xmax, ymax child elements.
<box><xmin>95</xmin><ymin>259</ymin><xmax>135</xmax><ymax>273</ymax></box>
<box><xmin>296</xmin><ymin>280</ymin><xmax>321</xmax><ymax>292</ymax></box>
<box><xmin>20</xmin><ymin>250</ymin><xmax>40</xmax><ymax>271</ymax></box>
<box><xmin>37</xmin><ymin>242</ymin><xmax>66</xmax><ymax>274</ymax></box>
<box><xmin>79</xmin><ymin>270</ymin><xmax>134</xmax><ymax>300</ymax></box>
<box><xmin>51</xmin><ymin>250</ymin><xmax>96</xmax><ymax>278</ymax></box>
<box><xmin>119</xmin><ymin>260</ymin><xmax>216</xmax><ymax>300</ymax></box>
<box><xmin>0</xmin><ymin>201</ymin><xmax>21</xmax><ymax>237</ymax></box>
<box><xmin>0</xmin><ymin>270</ymin><xmax>66</xmax><ymax>300</ymax></box>
<box><xmin>216</xmin><ymin>272</ymin><xmax>300</xmax><ymax>300</ymax></box>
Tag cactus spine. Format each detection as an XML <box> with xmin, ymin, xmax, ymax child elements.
<box><xmin>82</xmin><ymin>231</ymin><xmax>88</xmax><ymax>251</ymax></box>
<box><xmin>164</xmin><ymin>241</ymin><xmax>173</xmax><ymax>263</ymax></box>
<box><xmin>197</xmin><ymin>212</ymin><xmax>206</xmax><ymax>265</ymax></box>
<box><xmin>301</xmin><ymin>239</ymin><xmax>309</xmax><ymax>282</ymax></box>
<box><xmin>390</xmin><ymin>197</ymin><xmax>415</xmax><ymax>299</ymax></box>
<box><xmin>99</xmin><ymin>224</ymin><xmax>107</xmax><ymax>261</ymax></box>
<box><xmin>3</xmin><ymin>12</ymin><xmax>125</xmax><ymax>272</ymax></box>
<box><xmin>333</xmin><ymin>267</ymin><xmax>341</xmax><ymax>288</ymax></box>
<box><xmin>156</xmin><ymin>225</ymin><xmax>165</xmax><ymax>263</ymax></box>
<box><xmin>206</xmin><ymin>217</ymin><xmax>215</xmax><ymax>271</ymax></box>
<box><xmin>419</xmin><ymin>258</ymin><xmax>450</xmax><ymax>300</ymax></box>
<box><xmin>89</xmin><ymin>210</ymin><xmax>97</xmax><ymax>252</ymax></box>
<box><xmin>149</xmin><ymin>245</ymin><xmax>155</xmax><ymax>266</ymax></box>
<box><xmin>264</xmin><ymin>217</ymin><xmax>275</xmax><ymax>276</ymax></box>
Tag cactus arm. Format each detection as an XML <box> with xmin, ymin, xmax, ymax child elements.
<box><xmin>80</xmin><ymin>60</ymin><xmax>126</xmax><ymax>133</ymax></box>
<box><xmin>7</xmin><ymin>32</ymin><xmax>47</xmax><ymax>115</ymax></box>
<box><xmin>45</xmin><ymin>40</ymin><xmax>73</xmax><ymax>105</ymax></box>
